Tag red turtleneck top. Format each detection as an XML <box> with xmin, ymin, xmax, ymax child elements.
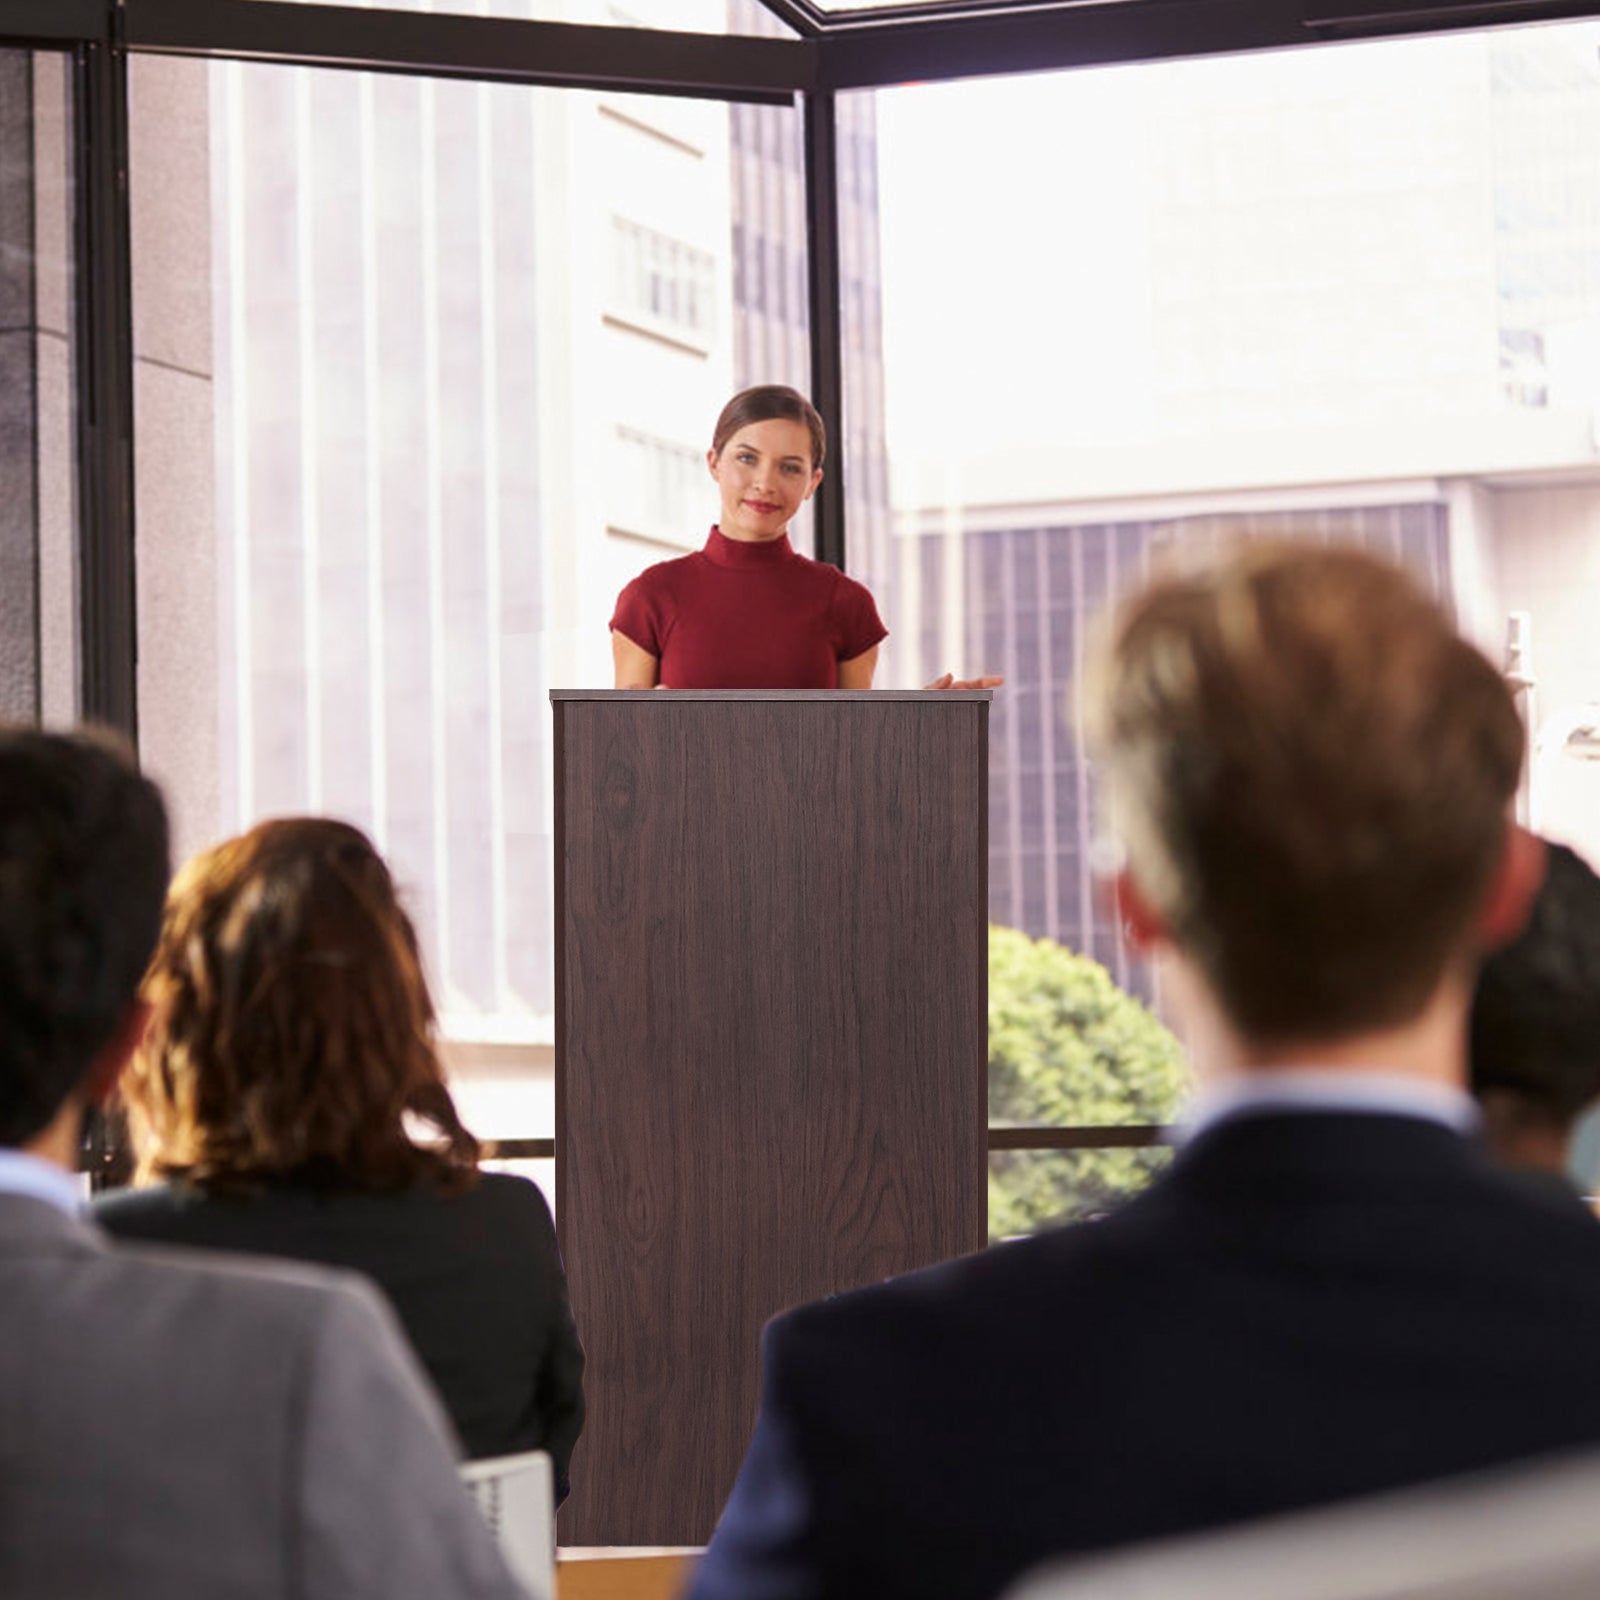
<box><xmin>610</xmin><ymin>527</ymin><xmax>888</xmax><ymax>689</ymax></box>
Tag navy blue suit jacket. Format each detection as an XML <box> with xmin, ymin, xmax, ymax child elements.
<box><xmin>687</xmin><ymin>1111</ymin><xmax>1600</xmax><ymax>1600</ymax></box>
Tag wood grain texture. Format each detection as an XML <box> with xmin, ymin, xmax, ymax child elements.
<box><xmin>554</xmin><ymin>695</ymin><xmax>987</xmax><ymax>1545</ymax></box>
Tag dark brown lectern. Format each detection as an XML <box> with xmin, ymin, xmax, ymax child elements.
<box><xmin>552</xmin><ymin>690</ymin><xmax>989</xmax><ymax>1546</ymax></box>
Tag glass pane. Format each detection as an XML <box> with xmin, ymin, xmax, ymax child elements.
<box><xmin>846</xmin><ymin>19</ymin><xmax>1600</xmax><ymax>1063</ymax></box>
<box><xmin>129</xmin><ymin>55</ymin><xmax>807</xmax><ymax>1142</ymax></box>
<box><xmin>236</xmin><ymin>0</ymin><xmax>799</xmax><ymax>38</ymax></box>
<box><xmin>0</xmin><ymin>51</ymin><xmax>76</xmax><ymax>726</ymax></box>
<box><xmin>989</xmin><ymin>1145</ymin><xmax>1173</xmax><ymax>1240</ymax></box>
<box><xmin>443</xmin><ymin>1038</ymin><xmax>554</xmax><ymax>1159</ymax></box>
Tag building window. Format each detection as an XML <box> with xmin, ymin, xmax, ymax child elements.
<box><xmin>611</xmin><ymin>427</ymin><xmax>706</xmax><ymax>543</ymax></box>
<box><xmin>608</xmin><ymin>216</ymin><xmax>717</xmax><ymax>349</ymax></box>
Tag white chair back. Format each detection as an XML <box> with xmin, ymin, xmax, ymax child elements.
<box><xmin>460</xmin><ymin>1449</ymin><xmax>555</xmax><ymax>1600</ymax></box>
<box><xmin>1005</xmin><ymin>1447</ymin><xmax>1600</xmax><ymax>1600</ymax></box>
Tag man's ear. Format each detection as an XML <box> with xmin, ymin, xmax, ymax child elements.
<box><xmin>1113</xmin><ymin>869</ymin><xmax>1169</xmax><ymax>952</ymax></box>
<box><xmin>83</xmin><ymin>999</ymin><xmax>152</xmax><ymax>1107</ymax></box>
<box><xmin>1478</xmin><ymin>824</ymin><xmax>1545</xmax><ymax>950</ymax></box>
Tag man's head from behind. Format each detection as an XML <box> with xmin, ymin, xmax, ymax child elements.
<box><xmin>0</xmin><ymin>726</ymin><xmax>169</xmax><ymax>1148</ymax></box>
<box><xmin>1471</xmin><ymin>840</ymin><xmax>1600</xmax><ymax>1170</ymax></box>
<box><xmin>1090</xmin><ymin>543</ymin><xmax>1525</xmax><ymax>1051</ymax></box>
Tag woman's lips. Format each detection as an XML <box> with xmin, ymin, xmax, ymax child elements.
<box><xmin>745</xmin><ymin>500</ymin><xmax>780</xmax><ymax>513</ymax></box>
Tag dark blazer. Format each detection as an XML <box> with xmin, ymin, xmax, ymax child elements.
<box><xmin>687</xmin><ymin>1111</ymin><xmax>1600</xmax><ymax>1600</ymax></box>
<box><xmin>96</xmin><ymin>1170</ymin><xmax>584</xmax><ymax>1498</ymax></box>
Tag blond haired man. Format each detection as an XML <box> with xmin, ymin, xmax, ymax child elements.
<box><xmin>688</xmin><ymin>544</ymin><xmax>1600</xmax><ymax>1600</ymax></box>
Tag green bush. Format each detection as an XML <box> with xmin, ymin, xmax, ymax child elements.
<box><xmin>988</xmin><ymin>924</ymin><xmax>1189</xmax><ymax>1239</ymax></box>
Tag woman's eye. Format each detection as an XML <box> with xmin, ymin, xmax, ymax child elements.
<box><xmin>737</xmin><ymin>452</ymin><xmax>757</xmax><ymax>464</ymax></box>
<box><xmin>783</xmin><ymin>463</ymin><xmax>802</xmax><ymax>475</ymax></box>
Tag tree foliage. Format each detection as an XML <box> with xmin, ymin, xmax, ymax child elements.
<box><xmin>988</xmin><ymin>924</ymin><xmax>1189</xmax><ymax>1239</ymax></box>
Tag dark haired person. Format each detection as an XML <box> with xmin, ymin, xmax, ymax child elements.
<box><xmin>1470</xmin><ymin>838</ymin><xmax>1600</xmax><ymax>1204</ymax></box>
<box><xmin>0</xmin><ymin>727</ymin><xmax>523</xmax><ymax>1599</ymax></box>
<box><xmin>97</xmin><ymin>816</ymin><xmax>585</xmax><ymax>1501</ymax></box>
<box><xmin>610</xmin><ymin>383</ymin><xmax>1000</xmax><ymax>691</ymax></box>
<box><xmin>687</xmin><ymin>545</ymin><xmax>1600</xmax><ymax>1600</ymax></box>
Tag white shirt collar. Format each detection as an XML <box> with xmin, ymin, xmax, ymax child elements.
<box><xmin>1180</xmin><ymin>1069</ymin><xmax>1479</xmax><ymax>1146</ymax></box>
<box><xmin>0</xmin><ymin>1148</ymin><xmax>88</xmax><ymax>1216</ymax></box>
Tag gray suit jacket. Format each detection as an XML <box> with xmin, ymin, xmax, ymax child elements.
<box><xmin>0</xmin><ymin>1192</ymin><xmax>527</xmax><ymax>1600</ymax></box>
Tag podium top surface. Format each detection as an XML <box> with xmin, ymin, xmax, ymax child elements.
<box><xmin>550</xmin><ymin>689</ymin><xmax>994</xmax><ymax>703</ymax></box>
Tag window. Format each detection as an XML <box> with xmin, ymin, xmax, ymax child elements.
<box><xmin>607</xmin><ymin>215</ymin><xmax>718</xmax><ymax>349</ymax></box>
<box><xmin>846</xmin><ymin>19</ymin><xmax>1600</xmax><ymax>1228</ymax></box>
<box><xmin>128</xmin><ymin>53</ymin><xmax>806</xmax><ymax>1160</ymax></box>
<box><xmin>610</xmin><ymin>425</ymin><xmax>706</xmax><ymax>544</ymax></box>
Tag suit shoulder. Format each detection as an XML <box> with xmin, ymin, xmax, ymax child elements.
<box><xmin>1459</xmin><ymin>1164</ymin><xmax>1600</xmax><ymax>1267</ymax></box>
<box><xmin>100</xmin><ymin>1230</ymin><xmax>384</xmax><ymax>1330</ymax></box>
<box><xmin>467</xmin><ymin>1171</ymin><xmax>557</xmax><ymax>1231</ymax></box>
<box><xmin>93</xmin><ymin>1182</ymin><xmax>189</xmax><ymax>1236</ymax></box>
<box><xmin>772</xmin><ymin>1224</ymin><xmax>1104</xmax><ymax>1358</ymax></box>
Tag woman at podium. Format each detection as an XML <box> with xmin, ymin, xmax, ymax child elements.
<box><xmin>611</xmin><ymin>385</ymin><xmax>882</xmax><ymax>689</ymax></box>
<box><xmin>610</xmin><ymin>385</ymin><xmax>1001</xmax><ymax>692</ymax></box>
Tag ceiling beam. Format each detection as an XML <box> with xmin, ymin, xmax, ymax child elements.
<box><xmin>124</xmin><ymin>0</ymin><xmax>818</xmax><ymax>101</ymax></box>
<box><xmin>812</xmin><ymin>0</ymin><xmax>1600</xmax><ymax>88</ymax></box>
<box><xmin>0</xmin><ymin>0</ymin><xmax>109</xmax><ymax>45</ymax></box>
<box><xmin>13</xmin><ymin>0</ymin><xmax>1592</xmax><ymax>98</ymax></box>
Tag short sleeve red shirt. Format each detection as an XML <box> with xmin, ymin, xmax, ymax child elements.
<box><xmin>610</xmin><ymin>527</ymin><xmax>889</xmax><ymax>689</ymax></box>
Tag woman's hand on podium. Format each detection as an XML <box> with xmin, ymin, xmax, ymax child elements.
<box><xmin>923</xmin><ymin>672</ymin><xmax>1005</xmax><ymax>691</ymax></box>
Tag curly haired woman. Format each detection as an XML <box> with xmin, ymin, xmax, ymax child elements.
<box><xmin>97</xmin><ymin>817</ymin><xmax>584</xmax><ymax>1502</ymax></box>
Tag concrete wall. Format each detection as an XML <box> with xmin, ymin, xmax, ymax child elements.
<box><xmin>34</xmin><ymin>55</ymin><xmax>75</xmax><ymax>729</ymax></box>
<box><xmin>0</xmin><ymin>52</ymin><xmax>76</xmax><ymax>729</ymax></box>
<box><xmin>0</xmin><ymin>53</ymin><xmax>41</xmax><ymax>722</ymax></box>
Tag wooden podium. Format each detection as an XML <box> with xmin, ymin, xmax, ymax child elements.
<box><xmin>551</xmin><ymin>690</ymin><xmax>989</xmax><ymax>1545</ymax></box>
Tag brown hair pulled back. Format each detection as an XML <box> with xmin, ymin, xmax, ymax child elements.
<box><xmin>711</xmin><ymin>384</ymin><xmax>826</xmax><ymax>469</ymax></box>
<box><xmin>123</xmin><ymin>817</ymin><xmax>481</xmax><ymax>1193</ymax></box>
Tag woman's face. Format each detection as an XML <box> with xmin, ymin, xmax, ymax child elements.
<box><xmin>707</xmin><ymin>417</ymin><xmax>822</xmax><ymax>543</ymax></box>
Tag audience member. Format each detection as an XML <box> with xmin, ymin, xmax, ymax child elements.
<box><xmin>0</xmin><ymin>726</ymin><xmax>524</xmax><ymax>1599</ymax></box>
<box><xmin>1470</xmin><ymin>838</ymin><xmax>1600</xmax><ymax>1203</ymax></box>
<box><xmin>97</xmin><ymin>816</ymin><xmax>585</xmax><ymax>1500</ymax></box>
<box><xmin>686</xmin><ymin>544</ymin><xmax>1600</xmax><ymax>1600</ymax></box>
